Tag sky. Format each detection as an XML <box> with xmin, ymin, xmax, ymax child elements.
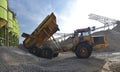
<box><xmin>8</xmin><ymin>0</ymin><xmax>120</xmax><ymax>43</ymax></box>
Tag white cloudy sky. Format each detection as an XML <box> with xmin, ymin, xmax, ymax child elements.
<box><xmin>58</xmin><ymin>0</ymin><xmax>120</xmax><ymax>33</ymax></box>
<box><xmin>9</xmin><ymin>0</ymin><xmax>120</xmax><ymax>43</ymax></box>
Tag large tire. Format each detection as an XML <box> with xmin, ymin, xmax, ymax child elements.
<box><xmin>41</xmin><ymin>47</ymin><xmax>54</xmax><ymax>59</ymax></box>
<box><xmin>36</xmin><ymin>48</ymin><xmax>42</xmax><ymax>57</ymax></box>
<box><xmin>28</xmin><ymin>46</ymin><xmax>39</xmax><ymax>56</ymax></box>
<box><xmin>53</xmin><ymin>53</ymin><xmax>59</xmax><ymax>57</ymax></box>
<box><xmin>75</xmin><ymin>43</ymin><xmax>93</xmax><ymax>58</ymax></box>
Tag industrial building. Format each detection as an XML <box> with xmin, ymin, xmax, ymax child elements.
<box><xmin>0</xmin><ymin>0</ymin><xmax>20</xmax><ymax>46</ymax></box>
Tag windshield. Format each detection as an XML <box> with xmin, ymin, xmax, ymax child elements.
<box><xmin>77</xmin><ymin>31</ymin><xmax>90</xmax><ymax>37</ymax></box>
<box><xmin>83</xmin><ymin>32</ymin><xmax>90</xmax><ymax>36</ymax></box>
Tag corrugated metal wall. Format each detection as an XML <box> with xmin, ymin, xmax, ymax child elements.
<box><xmin>0</xmin><ymin>0</ymin><xmax>20</xmax><ymax>46</ymax></box>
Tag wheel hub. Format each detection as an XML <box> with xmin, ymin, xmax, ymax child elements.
<box><xmin>80</xmin><ymin>47</ymin><xmax>88</xmax><ymax>55</ymax></box>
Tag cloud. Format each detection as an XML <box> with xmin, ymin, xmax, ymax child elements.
<box><xmin>56</xmin><ymin>0</ymin><xmax>120</xmax><ymax>33</ymax></box>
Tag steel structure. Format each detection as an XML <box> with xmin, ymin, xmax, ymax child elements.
<box><xmin>88</xmin><ymin>13</ymin><xmax>120</xmax><ymax>30</ymax></box>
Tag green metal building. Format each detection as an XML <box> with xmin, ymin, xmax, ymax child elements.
<box><xmin>0</xmin><ymin>0</ymin><xmax>20</xmax><ymax>46</ymax></box>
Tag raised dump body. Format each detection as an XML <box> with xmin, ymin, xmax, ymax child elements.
<box><xmin>22</xmin><ymin>13</ymin><xmax>59</xmax><ymax>49</ymax></box>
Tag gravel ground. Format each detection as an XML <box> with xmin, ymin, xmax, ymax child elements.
<box><xmin>0</xmin><ymin>46</ymin><xmax>120</xmax><ymax>72</ymax></box>
<box><xmin>0</xmin><ymin>48</ymin><xmax>105</xmax><ymax>72</ymax></box>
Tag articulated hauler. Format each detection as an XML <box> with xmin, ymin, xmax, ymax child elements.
<box><xmin>22</xmin><ymin>13</ymin><xmax>108</xmax><ymax>59</ymax></box>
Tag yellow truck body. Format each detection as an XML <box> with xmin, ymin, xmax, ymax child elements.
<box><xmin>22</xmin><ymin>13</ymin><xmax>59</xmax><ymax>48</ymax></box>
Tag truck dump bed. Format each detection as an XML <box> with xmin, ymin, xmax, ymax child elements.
<box><xmin>22</xmin><ymin>13</ymin><xmax>59</xmax><ymax>48</ymax></box>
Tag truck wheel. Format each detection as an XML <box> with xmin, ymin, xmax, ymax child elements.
<box><xmin>36</xmin><ymin>48</ymin><xmax>42</xmax><ymax>57</ymax></box>
<box><xmin>28</xmin><ymin>46</ymin><xmax>39</xmax><ymax>56</ymax></box>
<box><xmin>53</xmin><ymin>53</ymin><xmax>59</xmax><ymax>57</ymax></box>
<box><xmin>75</xmin><ymin>44</ymin><xmax>92</xmax><ymax>58</ymax></box>
<box><xmin>41</xmin><ymin>47</ymin><xmax>54</xmax><ymax>59</ymax></box>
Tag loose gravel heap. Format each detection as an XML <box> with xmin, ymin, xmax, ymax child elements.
<box><xmin>113</xmin><ymin>24</ymin><xmax>120</xmax><ymax>32</ymax></box>
<box><xmin>0</xmin><ymin>46</ymin><xmax>39</xmax><ymax>65</ymax></box>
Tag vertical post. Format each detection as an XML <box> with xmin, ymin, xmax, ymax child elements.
<box><xmin>64</xmin><ymin>33</ymin><xmax>65</xmax><ymax>41</ymax></box>
<box><xmin>6</xmin><ymin>0</ymin><xmax>9</xmax><ymax>46</ymax></box>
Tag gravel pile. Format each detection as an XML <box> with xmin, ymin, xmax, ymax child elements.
<box><xmin>113</xmin><ymin>24</ymin><xmax>120</xmax><ymax>32</ymax></box>
<box><xmin>0</xmin><ymin>46</ymin><xmax>39</xmax><ymax>65</ymax></box>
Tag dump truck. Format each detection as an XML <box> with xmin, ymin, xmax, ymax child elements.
<box><xmin>22</xmin><ymin>13</ymin><xmax>109</xmax><ymax>59</ymax></box>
